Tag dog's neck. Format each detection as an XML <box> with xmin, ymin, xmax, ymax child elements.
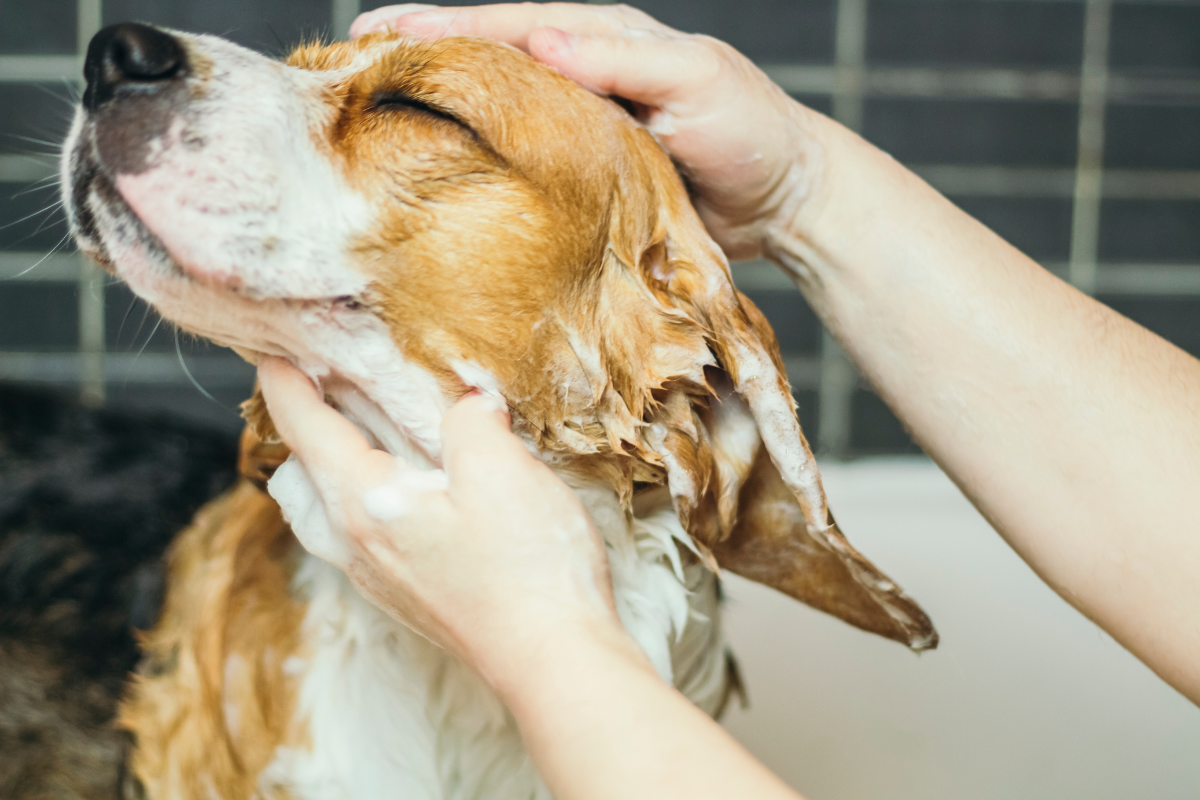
<box><xmin>325</xmin><ymin>381</ymin><xmax>438</xmax><ymax>470</ymax></box>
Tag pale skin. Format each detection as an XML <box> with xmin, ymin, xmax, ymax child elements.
<box><xmin>260</xmin><ymin>3</ymin><xmax>1200</xmax><ymax>798</ymax></box>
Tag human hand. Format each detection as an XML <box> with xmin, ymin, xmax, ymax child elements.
<box><xmin>257</xmin><ymin>357</ymin><xmax>633</xmax><ymax>691</ymax></box>
<box><xmin>351</xmin><ymin>3</ymin><xmax>827</xmax><ymax>261</ymax></box>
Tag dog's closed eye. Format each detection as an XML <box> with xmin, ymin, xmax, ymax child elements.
<box><xmin>369</xmin><ymin>91</ymin><xmax>465</xmax><ymax>129</ymax></box>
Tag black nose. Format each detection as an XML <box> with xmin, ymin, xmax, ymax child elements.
<box><xmin>83</xmin><ymin>23</ymin><xmax>187</xmax><ymax>111</ymax></box>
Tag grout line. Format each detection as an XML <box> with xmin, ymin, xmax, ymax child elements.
<box><xmin>331</xmin><ymin>0</ymin><xmax>361</xmax><ymax>40</ymax></box>
<box><xmin>5</xmin><ymin>56</ymin><xmax>1200</xmax><ymax>105</ymax></box>
<box><xmin>729</xmin><ymin>260</ymin><xmax>1200</xmax><ymax>295</ymax></box>
<box><xmin>1068</xmin><ymin>0</ymin><xmax>1112</xmax><ymax>294</ymax></box>
<box><xmin>0</xmin><ymin>351</ymin><xmax>255</xmax><ymax>387</ymax></box>
<box><xmin>76</xmin><ymin>0</ymin><xmax>106</xmax><ymax>406</ymax></box>
<box><xmin>0</xmin><ymin>154</ymin><xmax>59</xmax><ymax>182</ymax></box>
<box><xmin>831</xmin><ymin>0</ymin><xmax>868</xmax><ymax>131</ymax></box>
<box><xmin>77</xmin><ymin>0</ymin><xmax>103</xmax><ymax>55</ymax></box>
<box><xmin>817</xmin><ymin>0</ymin><xmax>871</xmax><ymax>459</ymax></box>
<box><xmin>77</xmin><ymin>255</ymin><xmax>107</xmax><ymax>406</ymax></box>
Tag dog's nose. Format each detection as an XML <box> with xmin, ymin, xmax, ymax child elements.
<box><xmin>83</xmin><ymin>23</ymin><xmax>187</xmax><ymax>111</ymax></box>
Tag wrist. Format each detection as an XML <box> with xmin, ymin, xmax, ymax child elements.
<box><xmin>482</xmin><ymin>616</ymin><xmax>653</xmax><ymax>712</ymax></box>
<box><xmin>759</xmin><ymin>107</ymin><xmax>852</xmax><ymax>286</ymax></box>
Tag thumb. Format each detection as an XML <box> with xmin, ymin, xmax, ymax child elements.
<box><xmin>258</xmin><ymin>357</ymin><xmax>376</xmax><ymax>479</ymax></box>
<box><xmin>529</xmin><ymin>27</ymin><xmax>715</xmax><ymax>107</ymax></box>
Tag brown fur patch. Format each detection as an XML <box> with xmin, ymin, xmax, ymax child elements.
<box><xmin>280</xmin><ymin>33</ymin><xmax>935</xmax><ymax>648</ymax></box>
<box><xmin>119</xmin><ymin>483</ymin><xmax>305</xmax><ymax>798</ymax></box>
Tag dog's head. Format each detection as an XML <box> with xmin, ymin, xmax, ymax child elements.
<box><xmin>64</xmin><ymin>23</ymin><xmax>936</xmax><ymax>650</ymax></box>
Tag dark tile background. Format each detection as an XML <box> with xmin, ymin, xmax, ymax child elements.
<box><xmin>867</xmin><ymin>0</ymin><xmax>1085</xmax><ymax>68</ymax></box>
<box><xmin>0</xmin><ymin>0</ymin><xmax>77</xmax><ymax>55</ymax></box>
<box><xmin>103</xmin><ymin>0</ymin><xmax>332</xmax><ymax>54</ymax></box>
<box><xmin>2</xmin><ymin>0</ymin><xmax>1198</xmax><ymax>451</ymax></box>
<box><xmin>1109</xmin><ymin>4</ymin><xmax>1200</xmax><ymax>72</ymax></box>
<box><xmin>865</xmin><ymin>99</ymin><xmax>1081</xmax><ymax>166</ymax></box>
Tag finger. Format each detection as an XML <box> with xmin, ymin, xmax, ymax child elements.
<box><xmin>350</xmin><ymin>4</ymin><xmax>440</xmax><ymax>38</ymax></box>
<box><xmin>529</xmin><ymin>26</ymin><xmax>716</xmax><ymax>105</ymax></box>
<box><xmin>258</xmin><ymin>357</ymin><xmax>378</xmax><ymax>476</ymax></box>
<box><xmin>439</xmin><ymin>393</ymin><xmax>535</xmax><ymax>493</ymax></box>
<box><xmin>269</xmin><ymin>454</ymin><xmax>354</xmax><ymax>567</ymax></box>
<box><xmin>353</xmin><ymin>3</ymin><xmax>666</xmax><ymax>49</ymax></box>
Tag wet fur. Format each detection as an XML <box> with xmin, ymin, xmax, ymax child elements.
<box><xmin>57</xmin><ymin>29</ymin><xmax>938</xmax><ymax>799</ymax></box>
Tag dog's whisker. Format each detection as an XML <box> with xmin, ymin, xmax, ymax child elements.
<box><xmin>0</xmin><ymin>199</ymin><xmax>64</xmax><ymax>232</ymax></box>
<box><xmin>115</xmin><ymin>295</ymin><xmax>141</xmax><ymax>348</ymax></box>
<box><xmin>10</xmin><ymin>175</ymin><xmax>64</xmax><ymax>196</ymax></box>
<box><xmin>133</xmin><ymin>316</ymin><xmax>164</xmax><ymax>362</ymax></box>
<box><xmin>4</xmin><ymin>236</ymin><xmax>72</xmax><ymax>280</ymax></box>
<box><xmin>175</xmin><ymin>328</ymin><xmax>223</xmax><ymax>406</ymax></box>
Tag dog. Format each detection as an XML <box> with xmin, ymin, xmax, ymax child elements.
<box><xmin>62</xmin><ymin>22</ymin><xmax>937</xmax><ymax>798</ymax></box>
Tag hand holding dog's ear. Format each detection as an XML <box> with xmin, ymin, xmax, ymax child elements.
<box><xmin>354</xmin><ymin>2</ymin><xmax>822</xmax><ymax>261</ymax></box>
<box><xmin>257</xmin><ymin>357</ymin><xmax>630</xmax><ymax>686</ymax></box>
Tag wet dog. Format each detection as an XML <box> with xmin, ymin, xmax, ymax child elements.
<box><xmin>62</xmin><ymin>23</ymin><xmax>936</xmax><ymax>798</ymax></box>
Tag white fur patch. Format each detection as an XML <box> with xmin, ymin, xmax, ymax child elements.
<box><xmin>731</xmin><ymin>341</ymin><xmax>828</xmax><ymax>528</ymax></box>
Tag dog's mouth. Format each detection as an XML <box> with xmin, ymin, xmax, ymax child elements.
<box><xmin>69</xmin><ymin>140</ymin><xmax>368</xmax><ymax>307</ymax></box>
<box><xmin>69</xmin><ymin>143</ymin><xmax>445</xmax><ymax>464</ymax></box>
<box><xmin>64</xmin><ymin>87</ymin><xmax>450</xmax><ymax>468</ymax></box>
<box><xmin>68</xmin><ymin>145</ymin><xmax>173</xmax><ymax>281</ymax></box>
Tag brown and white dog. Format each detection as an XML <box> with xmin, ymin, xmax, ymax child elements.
<box><xmin>62</xmin><ymin>23</ymin><xmax>937</xmax><ymax>799</ymax></box>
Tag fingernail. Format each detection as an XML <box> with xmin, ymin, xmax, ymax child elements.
<box><xmin>540</xmin><ymin>27</ymin><xmax>580</xmax><ymax>53</ymax></box>
<box><xmin>351</xmin><ymin>4</ymin><xmax>442</xmax><ymax>37</ymax></box>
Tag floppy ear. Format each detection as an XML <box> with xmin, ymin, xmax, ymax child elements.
<box><xmin>700</xmin><ymin>301</ymin><xmax>937</xmax><ymax>651</ymax></box>
<box><xmin>613</xmin><ymin>127</ymin><xmax>938</xmax><ymax>651</ymax></box>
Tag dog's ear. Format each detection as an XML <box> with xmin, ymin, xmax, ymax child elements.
<box><xmin>238</xmin><ymin>387</ymin><xmax>290</xmax><ymax>490</ymax></box>
<box><xmin>612</xmin><ymin>128</ymin><xmax>937</xmax><ymax>651</ymax></box>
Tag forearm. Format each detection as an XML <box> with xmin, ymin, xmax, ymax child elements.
<box><xmin>768</xmin><ymin>108</ymin><xmax>1200</xmax><ymax>702</ymax></box>
<box><xmin>491</xmin><ymin>625</ymin><xmax>802</xmax><ymax>800</ymax></box>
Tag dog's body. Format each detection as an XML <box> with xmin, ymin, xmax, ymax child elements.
<box><xmin>60</xmin><ymin>24</ymin><xmax>936</xmax><ymax>798</ymax></box>
<box><xmin>120</xmin><ymin>471</ymin><xmax>726</xmax><ymax>799</ymax></box>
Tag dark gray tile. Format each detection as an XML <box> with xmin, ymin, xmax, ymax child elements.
<box><xmin>792</xmin><ymin>93</ymin><xmax>834</xmax><ymax>118</ymax></box>
<box><xmin>1098</xmin><ymin>200</ymin><xmax>1200</xmax><ymax>262</ymax></box>
<box><xmin>362</xmin><ymin>0</ymin><xmax>837</xmax><ymax>63</ymax></box>
<box><xmin>631</xmin><ymin>0</ymin><xmax>835</xmax><ymax>63</ymax></box>
<box><xmin>741</xmin><ymin>289</ymin><xmax>823</xmax><ymax>355</ymax></box>
<box><xmin>850</xmin><ymin>388</ymin><xmax>923</xmax><ymax>455</ymax></box>
<box><xmin>1101</xmin><ymin>296</ymin><xmax>1200</xmax><ymax>359</ymax></box>
<box><xmin>864</xmin><ymin>98</ymin><xmax>1079</xmax><ymax>166</ymax></box>
<box><xmin>104</xmin><ymin>383</ymin><xmax>254</xmax><ymax>434</ymax></box>
<box><xmin>1110</xmin><ymin>5</ymin><xmax>1200</xmax><ymax>72</ymax></box>
<box><xmin>104</xmin><ymin>0</ymin><xmax>331</xmax><ymax>55</ymax></box>
<box><xmin>105</xmin><ymin>284</ymin><xmax>174</xmax><ymax>353</ymax></box>
<box><xmin>794</xmin><ymin>389</ymin><xmax>818</xmax><ymax>442</ymax></box>
<box><xmin>0</xmin><ymin>283</ymin><xmax>79</xmax><ymax>348</ymax></box>
<box><xmin>951</xmin><ymin>197</ymin><xmax>1073</xmax><ymax>262</ymax></box>
<box><xmin>1104</xmin><ymin>105</ymin><xmax>1200</xmax><ymax>171</ymax></box>
<box><xmin>0</xmin><ymin>84</ymin><xmax>78</xmax><ymax>155</ymax></box>
<box><xmin>0</xmin><ymin>0</ymin><xmax>77</xmax><ymax>55</ymax></box>
<box><xmin>0</xmin><ymin>182</ymin><xmax>70</xmax><ymax>252</ymax></box>
<box><xmin>868</xmin><ymin>0</ymin><xmax>1084</xmax><ymax>68</ymax></box>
